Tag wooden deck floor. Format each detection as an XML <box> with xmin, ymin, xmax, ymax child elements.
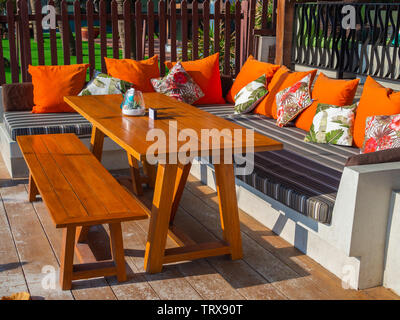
<box><xmin>0</xmin><ymin>157</ymin><xmax>398</xmax><ymax>300</ymax></box>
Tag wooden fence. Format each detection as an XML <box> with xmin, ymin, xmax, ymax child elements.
<box><xmin>0</xmin><ymin>0</ymin><xmax>275</xmax><ymax>85</ymax></box>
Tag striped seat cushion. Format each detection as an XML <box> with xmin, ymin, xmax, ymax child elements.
<box><xmin>198</xmin><ymin>105</ymin><xmax>360</xmax><ymax>224</ymax></box>
<box><xmin>3</xmin><ymin>111</ymin><xmax>92</xmax><ymax>141</ymax></box>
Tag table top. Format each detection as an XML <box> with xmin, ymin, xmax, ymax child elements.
<box><xmin>64</xmin><ymin>93</ymin><xmax>282</xmax><ymax>161</ymax></box>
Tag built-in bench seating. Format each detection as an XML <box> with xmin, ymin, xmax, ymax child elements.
<box><xmin>198</xmin><ymin>105</ymin><xmax>360</xmax><ymax>224</ymax></box>
<box><xmin>3</xmin><ymin>111</ymin><xmax>92</xmax><ymax>141</ymax></box>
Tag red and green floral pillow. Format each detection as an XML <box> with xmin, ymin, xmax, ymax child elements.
<box><xmin>275</xmin><ymin>74</ymin><xmax>313</xmax><ymax>127</ymax></box>
<box><xmin>151</xmin><ymin>61</ymin><xmax>204</xmax><ymax>104</ymax></box>
<box><xmin>362</xmin><ymin>114</ymin><xmax>400</xmax><ymax>153</ymax></box>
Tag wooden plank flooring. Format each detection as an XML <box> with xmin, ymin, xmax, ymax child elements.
<box><xmin>0</xmin><ymin>158</ymin><xmax>398</xmax><ymax>300</ymax></box>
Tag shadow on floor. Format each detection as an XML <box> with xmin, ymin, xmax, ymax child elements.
<box><xmin>0</xmin><ymin>178</ymin><xmax>29</xmax><ymax>188</ymax></box>
<box><xmin>0</xmin><ymin>261</ymin><xmax>27</xmax><ymax>272</ymax></box>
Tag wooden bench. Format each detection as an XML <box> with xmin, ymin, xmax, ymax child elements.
<box><xmin>17</xmin><ymin>133</ymin><xmax>148</xmax><ymax>290</ymax></box>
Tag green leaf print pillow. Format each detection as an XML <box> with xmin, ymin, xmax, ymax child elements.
<box><xmin>304</xmin><ymin>103</ymin><xmax>357</xmax><ymax>146</ymax></box>
<box><xmin>234</xmin><ymin>74</ymin><xmax>268</xmax><ymax>114</ymax></box>
<box><xmin>78</xmin><ymin>71</ymin><xmax>132</xmax><ymax>96</ymax></box>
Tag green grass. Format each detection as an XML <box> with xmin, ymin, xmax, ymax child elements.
<box><xmin>2</xmin><ymin>32</ymin><xmax>123</xmax><ymax>83</ymax></box>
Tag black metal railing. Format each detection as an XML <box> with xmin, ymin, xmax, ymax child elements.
<box><xmin>291</xmin><ymin>2</ymin><xmax>400</xmax><ymax>81</ymax></box>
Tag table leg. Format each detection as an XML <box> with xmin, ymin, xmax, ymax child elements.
<box><xmin>127</xmin><ymin>153</ymin><xmax>143</xmax><ymax>196</ymax></box>
<box><xmin>77</xmin><ymin>126</ymin><xmax>105</xmax><ymax>243</ymax></box>
<box><xmin>144</xmin><ymin>163</ymin><xmax>178</xmax><ymax>273</ymax></box>
<box><xmin>90</xmin><ymin>126</ymin><xmax>105</xmax><ymax>161</ymax></box>
<box><xmin>169</xmin><ymin>162</ymin><xmax>192</xmax><ymax>225</ymax></box>
<box><xmin>28</xmin><ymin>173</ymin><xmax>39</xmax><ymax>202</ymax></box>
<box><xmin>143</xmin><ymin>160</ymin><xmax>157</xmax><ymax>188</ymax></box>
<box><xmin>214</xmin><ymin>163</ymin><xmax>243</xmax><ymax>260</ymax></box>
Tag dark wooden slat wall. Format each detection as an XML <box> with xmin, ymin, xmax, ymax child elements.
<box><xmin>203</xmin><ymin>0</ymin><xmax>210</xmax><ymax>58</ymax></box>
<box><xmin>123</xmin><ymin>0</ymin><xmax>131</xmax><ymax>60</ymax></box>
<box><xmin>192</xmin><ymin>0</ymin><xmax>199</xmax><ymax>60</ymax></box>
<box><xmin>181</xmin><ymin>0</ymin><xmax>188</xmax><ymax>62</ymax></box>
<box><xmin>74</xmin><ymin>0</ymin><xmax>83</xmax><ymax>64</ymax></box>
<box><xmin>262</xmin><ymin>0</ymin><xmax>269</xmax><ymax>30</ymax></box>
<box><xmin>19</xmin><ymin>0</ymin><xmax>32</xmax><ymax>81</ymax></box>
<box><xmin>214</xmin><ymin>0</ymin><xmax>220</xmax><ymax>54</ymax></box>
<box><xmin>224</xmin><ymin>0</ymin><xmax>231</xmax><ymax>75</ymax></box>
<box><xmin>111</xmin><ymin>0</ymin><xmax>119</xmax><ymax>59</ymax></box>
<box><xmin>48</xmin><ymin>0</ymin><xmax>58</xmax><ymax>66</ymax></box>
<box><xmin>241</xmin><ymin>0</ymin><xmax>249</xmax><ymax>67</ymax></box>
<box><xmin>147</xmin><ymin>0</ymin><xmax>155</xmax><ymax>58</ymax></box>
<box><xmin>159</xmin><ymin>0</ymin><xmax>166</xmax><ymax>76</ymax></box>
<box><xmin>61</xmin><ymin>0</ymin><xmax>70</xmax><ymax>66</ymax></box>
<box><xmin>86</xmin><ymin>0</ymin><xmax>95</xmax><ymax>77</ymax></box>
<box><xmin>272</xmin><ymin>0</ymin><xmax>278</xmax><ymax>28</ymax></box>
<box><xmin>7</xmin><ymin>0</ymin><xmax>18</xmax><ymax>82</ymax></box>
<box><xmin>235</xmin><ymin>0</ymin><xmax>241</xmax><ymax>76</ymax></box>
<box><xmin>16</xmin><ymin>4</ymin><xmax>25</xmax><ymax>80</ymax></box>
<box><xmin>99</xmin><ymin>0</ymin><xmax>107</xmax><ymax>72</ymax></box>
<box><xmin>0</xmin><ymin>28</ymin><xmax>5</xmax><ymax>84</ymax></box>
<box><xmin>34</xmin><ymin>0</ymin><xmax>45</xmax><ymax>66</ymax></box>
<box><xmin>135</xmin><ymin>0</ymin><xmax>143</xmax><ymax>61</ymax></box>
<box><xmin>247</xmin><ymin>0</ymin><xmax>256</xmax><ymax>57</ymax></box>
<box><xmin>170</xmin><ymin>0</ymin><xmax>176</xmax><ymax>62</ymax></box>
<box><xmin>0</xmin><ymin>0</ymin><xmax>267</xmax><ymax>83</ymax></box>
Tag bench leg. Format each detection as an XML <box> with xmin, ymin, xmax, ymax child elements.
<box><xmin>60</xmin><ymin>226</ymin><xmax>76</xmax><ymax>290</ymax></box>
<box><xmin>28</xmin><ymin>173</ymin><xmax>39</xmax><ymax>202</ymax></box>
<box><xmin>90</xmin><ymin>126</ymin><xmax>105</xmax><ymax>161</ymax></box>
<box><xmin>59</xmin><ymin>224</ymin><xmax>128</xmax><ymax>289</ymax></box>
<box><xmin>109</xmin><ymin>223</ymin><xmax>127</xmax><ymax>282</ymax></box>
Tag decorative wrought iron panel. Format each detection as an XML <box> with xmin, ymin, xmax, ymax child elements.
<box><xmin>292</xmin><ymin>2</ymin><xmax>400</xmax><ymax>81</ymax></box>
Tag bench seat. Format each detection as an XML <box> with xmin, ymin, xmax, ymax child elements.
<box><xmin>198</xmin><ymin>105</ymin><xmax>360</xmax><ymax>224</ymax></box>
<box><xmin>4</xmin><ymin>111</ymin><xmax>92</xmax><ymax>141</ymax></box>
<box><xmin>17</xmin><ymin>133</ymin><xmax>148</xmax><ymax>289</ymax></box>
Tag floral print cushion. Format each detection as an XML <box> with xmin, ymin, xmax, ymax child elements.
<box><xmin>79</xmin><ymin>71</ymin><xmax>132</xmax><ymax>96</ymax></box>
<box><xmin>276</xmin><ymin>74</ymin><xmax>313</xmax><ymax>127</ymax></box>
<box><xmin>361</xmin><ymin>114</ymin><xmax>400</xmax><ymax>153</ymax></box>
<box><xmin>304</xmin><ymin>103</ymin><xmax>357</xmax><ymax>146</ymax></box>
<box><xmin>151</xmin><ymin>62</ymin><xmax>204</xmax><ymax>104</ymax></box>
<box><xmin>233</xmin><ymin>74</ymin><xmax>268</xmax><ymax>114</ymax></box>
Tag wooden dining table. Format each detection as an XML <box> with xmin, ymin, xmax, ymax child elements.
<box><xmin>64</xmin><ymin>93</ymin><xmax>282</xmax><ymax>273</ymax></box>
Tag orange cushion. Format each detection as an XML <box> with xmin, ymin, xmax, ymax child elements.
<box><xmin>225</xmin><ymin>55</ymin><xmax>280</xmax><ymax>103</ymax></box>
<box><xmin>253</xmin><ymin>67</ymin><xmax>317</xmax><ymax>119</ymax></box>
<box><xmin>353</xmin><ymin>76</ymin><xmax>400</xmax><ymax>148</ymax></box>
<box><xmin>104</xmin><ymin>55</ymin><xmax>160</xmax><ymax>92</ymax></box>
<box><xmin>165</xmin><ymin>53</ymin><xmax>225</xmax><ymax>105</ymax></box>
<box><xmin>29</xmin><ymin>64</ymin><xmax>89</xmax><ymax>113</ymax></box>
<box><xmin>295</xmin><ymin>73</ymin><xmax>360</xmax><ymax>131</ymax></box>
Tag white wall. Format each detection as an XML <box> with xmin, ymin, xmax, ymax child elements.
<box><xmin>384</xmin><ymin>191</ymin><xmax>400</xmax><ymax>295</ymax></box>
